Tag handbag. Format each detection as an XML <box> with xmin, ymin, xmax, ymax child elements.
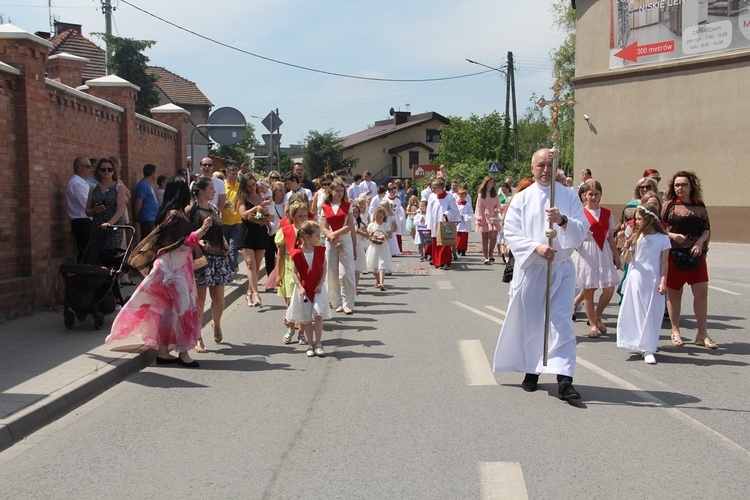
<box><xmin>502</xmin><ymin>261</ymin><xmax>514</xmax><ymax>283</ymax></box>
<box><xmin>670</xmin><ymin>248</ymin><xmax>701</xmax><ymax>271</ymax></box>
<box><xmin>192</xmin><ymin>246</ymin><xmax>209</xmax><ymax>272</ymax></box>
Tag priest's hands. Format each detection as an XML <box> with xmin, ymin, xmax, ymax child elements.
<box><xmin>545</xmin><ymin>207</ymin><xmax>564</xmax><ymax>225</ymax></box>
<box><xmin>535</xmin><ymin>244</ymin><xmax>557</xmax><ymax>262</ymax></box>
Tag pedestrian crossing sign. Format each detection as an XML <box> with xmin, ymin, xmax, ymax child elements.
<box><xmin>488</xmin><ymin>162</ymin><xmax>500</xmax><ymax>173</ymax></box>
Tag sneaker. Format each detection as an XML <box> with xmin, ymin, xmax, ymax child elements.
<box><xmin>298</xmin><ymin>333</ymin><xmax>307</xmax><ymax>345</ymax></box>
<box><xmin>443</xmin><ymin>264</ymin><xmax>451</xmax><ymax>270</ymax></box>
<box><xmin>306</xmin><ymin>347</ymin><xmax>315</xmax><ymax>357</ymax></box>
<box><xmin>314</xmin><ymin>345</ymin><xmax>325</xmax><ymax>357</ymax></box>
<box><xmin>644</xmin><ymin>352</ymin><xmax>657</xmax><ymax>364</ymax></box>
<box><xmin>419</xmin><ymin>257</ymin><xmax>425</xmax><ymax>262</ymax></box>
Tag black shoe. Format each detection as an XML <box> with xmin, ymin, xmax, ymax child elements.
<box><xmin>155</xmin><ymin>356</ymin><xmax>179</xmax><ymax>365</ymax></box>
<box><xmin>521</xmin><ymin>374</ymin><xmax>539</xmax><ymax>392</ymax></box>
<box><xmin>558</xmin><ymin>384</ymin><xmax>581</xmax><ymax>400</ymax></box>
<box><xmin>443</xmin><ymin>264</ymin><xmax>451</xmax><ymax>270</ymax></box>
<box><xmin>572</xmin><ymin>313</ymin><xmax>577</xmax><ymax>321</ymax></box>
<box><xmin>177</xmin><ymin>357</ymin><xmax>200</xmax><ymax>368</ymax></box>
<box><xmin>489</xmin><ymin>257</ymin><xmax>495</xmax><ymax>263</ymax></box>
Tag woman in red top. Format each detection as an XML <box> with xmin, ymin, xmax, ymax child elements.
<box><xmin>320</xmin><ymin>179</ymin><xmax>358</xmax><ymax>314</ymax></box>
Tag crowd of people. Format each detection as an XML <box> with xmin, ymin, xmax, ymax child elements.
<box><xmin>66</xmin><ymin>154</ymin><xmax>715</xmax><ymax>388</ymax></box>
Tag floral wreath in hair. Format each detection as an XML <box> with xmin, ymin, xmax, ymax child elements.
<box><xmin>637</xmin><ymin>205</ymin><xmax>659</xmax><ymax>220</ymax></box>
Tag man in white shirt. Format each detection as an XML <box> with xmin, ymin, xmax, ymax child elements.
<box><xmin>283</xmin><ymin>172</ymin><xmax>313</xmax><ymax>206</ymax></box>
<box><xmin>347</xmin><ymin>173</ymin><xmax>364</xmax><ymax>201</ymax></box>
<box><xmin>66</xmin><ymin>157</ymin><xmax>93</xmax><ymax>263</ymax></box>
<box><xmin>361</xmin><ymin>170</ymin><xmax>377</xmax><ymax>199</ymax></box>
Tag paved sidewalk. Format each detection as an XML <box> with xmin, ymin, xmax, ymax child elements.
<box><xmin>0</xmin><ymin>264</ymin><xmax>258</xmax><ymax>452</ymax></box>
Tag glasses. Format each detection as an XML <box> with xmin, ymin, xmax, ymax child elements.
<box><xmin>201</xmin><ymin>163</ymin><xmax>213</xmax><ymax>167</ymax></box>
<box><xmin>99</xmin><ymin>167</ymin><xmax>114</xmax><ymax>173</ymax></box>
<box><xmin>638</xmin><ymin>185</ymin><xmax>651</xmax><ymax>190</ymax></box>
<box><xmin>269</xmin><ymin>176</ymin><xmax>280</xmax><ymax>180</ymax></box>
<box><xmin>322</xmin><ymin>183</ymin><xmax>331</xmax><ymax>187</ymax></box>
<box><xmin>674</xmin><ymin>183</ymin><xmax>690</xmax><ymax>188</ymax></box>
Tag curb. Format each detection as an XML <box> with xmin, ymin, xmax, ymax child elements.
<box><xmin>0</xmin><ymin>269</ymin><xmax>258</xmax><ymax>453</ymax></box>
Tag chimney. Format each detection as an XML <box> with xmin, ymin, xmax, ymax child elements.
<box><xmin>393</xmin><ymin>111</ymin><xmax>410</xmax><ymax>126</ymax></box>
<box><xmin>54</xmin><ymin>21</ymin><xmax>82</xmax><ymax>36</ymax></box>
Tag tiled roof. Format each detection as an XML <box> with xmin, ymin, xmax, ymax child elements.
<box><xmin>146</xmin><ymin>66</ymin><xmax>213</xmax><ymax>107</ymax></box>
<box><xmin>341</xmin><ymin>112</ymin><xmax>450</xmax><ymax>150</ymax></box>
<box><xmin>50</xmin><ymin>29</ymin><xmax>106</xmax><ymax>82</ymax></box>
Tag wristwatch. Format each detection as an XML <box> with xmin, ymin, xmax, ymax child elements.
<box><xmin>559</xmin><ymin>215</ymin><xmax>568</xmax><ymax>226</ymax></box>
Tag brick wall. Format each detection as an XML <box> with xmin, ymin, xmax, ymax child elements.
<box><xmin>0</xmin><ymin>27</ymin><xmax>189</xmax><ymax>319</ymax></box>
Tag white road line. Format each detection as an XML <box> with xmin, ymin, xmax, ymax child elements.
<box><xmin>485</xmin><ymin>306</ymin><xmax>507</xmax><ymax>317</ymax></box>
<box><xmin>437</xmin><ymin>280</ymin><xmax>454</xmax><ymax>290</ymax></box>
<box><xmin>458</xmin><ymin>340</ymin><xmax>497</xmax><ymax>386</ymax></box>
<box><xmin>576</xmin><ymin>357</ymin><xmax>750</xmax><ymax>461</ymax></box>
<box><xmin>480</xmin><ymin>462</ymin><xmax>529</xmax><ymax>500</ymax></box>
<box><xmin>708</xmin><ymin>285</ymin><xmax>741</xmax><ymax>296</ymax></box>
<box><xmin>454</xmin><ymin>301</ymin><xmax>504</xmax><ymax>325</ymax></box>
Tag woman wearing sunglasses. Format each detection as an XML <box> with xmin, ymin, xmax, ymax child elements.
<box><xmin>84</xmin><ymin>157</ymin><xmax>127</xmax><ymax>266</ymax></box>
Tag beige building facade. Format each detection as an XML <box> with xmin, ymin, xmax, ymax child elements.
<box><xmin>572</xmin><ymin>0</ymin><xmax>750</xmax><ymax>242</ymax></box>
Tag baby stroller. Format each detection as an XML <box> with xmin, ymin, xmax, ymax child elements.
<box><xmin>59</xmin><ymin>225</ymin><xmax>135</xmax><ymax>330</ymax></box>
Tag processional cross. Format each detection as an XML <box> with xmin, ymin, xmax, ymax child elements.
<box><xmin>536</xmin><ymin>82</ymin><xmax>575</xmax><ymax>366</ymax></box>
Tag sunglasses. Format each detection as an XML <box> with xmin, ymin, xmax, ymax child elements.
<box><xmin>201</xmin><ymin>163</ymin><xmax>213</xmax><ymax>167</ymax></box>
<box><xmin>322</xmin><ymin>183</ymin><xmax>331</xmax><ymax>187</ymax></box>
<box><xmin>99</xmin><ymin>167</ymin><xmax>114</xmax><ymax>173</ymax></box>
<box><xmin>638</xmin><ymin>185</ymin><xmax>651</xmax><ymax>190</ymax></box>
<box><xmin>269</xmin><ymin>176</ymin><xmax>280</xmax><ymax>179</ymax></box>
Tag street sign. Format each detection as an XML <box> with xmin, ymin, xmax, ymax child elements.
<box><xmin>207</xmin><ymin>107</ymin><xmax>246</xmax><ymax>146</ymax></box>
<box><xmin>262</xmin><ymin>110</ymin><xmax>282</xmax><ymax>132</ymax></box>
<box><xmin>262</xmin><ymin>133</ymin><xmax>281</xmax><ymax>151</ymax></box>
<box><xmin>488</xmin><ymin>162</ymin><xmax>500</xmax><ymax>173</ymax></box>
<box><xmin>413</xmin><ymin>164</ymin><xmax>439</xmax><ymax>181</ymax></box>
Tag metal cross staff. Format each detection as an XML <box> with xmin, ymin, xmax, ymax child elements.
<box><xmin>536</xmin><ymin>82</ymin><xmax>575</xmax><ymax>366</ymax></box>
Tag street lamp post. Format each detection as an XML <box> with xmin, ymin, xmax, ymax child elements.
<box><xmin>466</xmin><ymin>56</ymin><xmax>519</xmax><ymax>163</ymax></box>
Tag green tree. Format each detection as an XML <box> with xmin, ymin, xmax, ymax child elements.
<box><xmin>302</xmin><ymin>129</ymin><xmax>357</xmax><ymax>179</ymax></box>
<box><xmin>210</xmin><ymin>124</ymin><xmax>258</xmax><ymax>168</ymax></box>
<box><xmin>97</xmin><ymin>35</ymin><xmax>160</xmax><ymax>116</ymax></box>
<box><xmin>549</xmin><ymin>0</ymin><xmax>576</xmax><ymax>170</ymax></box>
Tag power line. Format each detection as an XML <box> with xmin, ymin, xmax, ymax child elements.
<box><xmin>118</xmin><ymin>0</ymin><xmax>495</xmax><ymax>83</ymax></box>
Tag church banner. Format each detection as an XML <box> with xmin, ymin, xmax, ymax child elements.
<box><xmin>610</xmin><ymin>0</ymin><xmax>750</xmax><ymax>69</ymax></box>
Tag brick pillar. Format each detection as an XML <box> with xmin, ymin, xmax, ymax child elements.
<box><xmin>86</xmin><ymin>75</ymin><xmax>139</xmax><ymax>185</ymax></box>
<box><xmin>151</xmin><ymin>103</ymin><xmax>190</xmax><ymax>173</ymax></box>
<box><xmin>0</xmin><ymin>25</ymin><xmax>53</xmax><ymax>305</ymax></box>
<box><xmin>46</xmin><ymin>52</ymin><xmax>89</xmax><ymax>88</ymax></box>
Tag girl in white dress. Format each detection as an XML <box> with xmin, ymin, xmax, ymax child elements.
<box><xmin>366</xmin><ymin>206</ymin><xmax>393</xmax><ymax>291</ymax></box>
<box><xmin>616</xmin><ymin>201</ymin><xmax>671</xmax><ymax>364</ymax></box>
<box><xmin>352</xmin><ymin>204</ymin><xmax>368</xmax><ymax>287</ymax></box>
<box><xmin>286</xmin><ymin>221</ymin><xmax>331</xmax><ymax>357</ymax></box>
<box><xmin>379</xmin><ymin>199</ymin><xmax>400</xmax><ymax>257</ymax></box>
<box><xmin>572</xmin><ymin>180</ymin><xmax>622</xmax><ymax>338</ymax></box>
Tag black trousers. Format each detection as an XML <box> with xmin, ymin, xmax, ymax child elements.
<box><xmin>265</xmin><ymin>234</ymin><xmax>277</xmax><ymax>275</ymax></box>
<box><xmin>71</xmin><ymin>218</ymin><xmax>92</xmax><ymax>264</ymax></box>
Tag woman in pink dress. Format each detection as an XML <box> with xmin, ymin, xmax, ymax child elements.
<box><xmin>106</xmin><ymin>177</ymin><xmax>212</xmax><ymax>368</ymax></box>
<box><xmin>475</xmin><ymin>176</ymin><xmax>501</xmax><ymax>265</ymax></box>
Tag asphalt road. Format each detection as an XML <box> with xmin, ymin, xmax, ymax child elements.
<box><xmin>1</xmin><ymin>242</ymin><xmax>748</xmax><ymax>499</ymax></box>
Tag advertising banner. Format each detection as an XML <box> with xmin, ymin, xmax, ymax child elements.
<box><xmin>610</xmin><ymin>0</ymin><xmax>750</xmax><ymax>69</ymax></box>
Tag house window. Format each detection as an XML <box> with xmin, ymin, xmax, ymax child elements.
<box><xmin>426</xmin><ymin>129</ymin><xmax>441</xmax><ymax>142</ymax></box>
<box><xmin>409</xmin><ymin>151</ymin><xmax>419</xmax><ymax>170</ymax></box>
<box><xmin>429</xmin><ymin>153</ymin><xmax>439</xmax><ymax>162</ymax></box>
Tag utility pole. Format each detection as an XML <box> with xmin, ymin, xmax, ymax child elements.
<box><xmin>102</xmin><ymin>0</ymin><xmax>113</xmax><ymax>74</ymax></box>
<box><xmin>508</xmin><ymin>51</ymin><xmax>519</xmax><ymax>162</ymax></box>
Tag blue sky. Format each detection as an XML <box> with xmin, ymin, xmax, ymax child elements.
<box><xmin>5</xmin><ymin>0</ymin><xmax>568</xmax><ymax>145</ymax></box>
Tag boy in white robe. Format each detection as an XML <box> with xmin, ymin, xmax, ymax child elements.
<box><xmin>492</xmin><ymin>148</ymin><xmax>588</xmax><ymax>401</ymax></box>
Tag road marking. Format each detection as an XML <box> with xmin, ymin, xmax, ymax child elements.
<box><xmin>454</xmin><ymin>301</ymin><xmax>504</xmax><ymax>325</ymax></box>
<box><xmin>576</xmin><ymin>357</ymin><xmax>750</xmax><ymax>461</ymax></box>
<box><xmin>480</xmin><ymin>462</ymin><xmax>529</xmax><ymax>500</ymax></box>
<box><xmin>458</xmin><ymin>340</ymin><xmax>497</xmax><ymax>386</ymax></box>
<box><xmin>437</xmin><ymin>280</ymin><xmax>454</xmax><ymax>290</ymax></box>
<box><xmin>708</xmin><ymin>285</ymin><xmax>741</xmax><ymax>296</ymax></box>
<box><xmin>485</xmin><ymin>306</ymin><xmax>507</xmax><ymax>316</ymax></box>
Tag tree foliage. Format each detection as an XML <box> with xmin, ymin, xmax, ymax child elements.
<box><xmin>97</xmin><ymin>35</ymin><xmax>160</xmax><ymax>116</ymax></box>
<box><xmin>302</xmin><ymin>129</ymin><xmax>357</xmax><ymax>180</ymax></box>
<box><xmin>210</xmin><ymin>124</ymin><xmax>258</xmax><ymax>168</ymax></box>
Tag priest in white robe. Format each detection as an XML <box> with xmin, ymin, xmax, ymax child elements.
<box><xmin>492</xmin><ymin>148</ymin><xmax>588</xmax><ymax>400</ymax></box>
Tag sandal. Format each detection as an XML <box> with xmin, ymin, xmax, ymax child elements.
<box><xmin>587</xmin><ymin>330</ymin><xmax>600</xmax><ymax>338</ymax></box>
<box><xmin>283</xmin><ymin>329</ymin><xmax>294</xmax><ymax>344</ymax></box>
<box><xmin>252</xmin><ymin>292</ymin><xmax>262</xmax><ymax>307</ymax></box>
<box><xmin>596</xmin><ymin>320</ymin><xmax>607</xmax><ymax>334</ymax></box>
<box><xmin>695</xmin><ymin>336</ymin><xmax>718</xmax><ymax>349</ymax></box>
<box><xmin>246</xmin><ymin>293</ymin><xmax>253</xmax><ymax>307</ymax></box>
<box><xmin>670</xmin><ymin>332</ymin><xmax>684</xmax><ymax>347</ymax></box>
<box><xmin>212</xmin><ymin>322</ymin><xmax>223</xmax><ymax>343</ymax></box>
<box><xmin>195</xmin><ymin>338</ymin><xmax>208</xmax><ymax>353</ymax></box>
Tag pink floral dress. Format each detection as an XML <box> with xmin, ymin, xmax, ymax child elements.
<box><xmin>106</xmin><ymin>212</ymin><xmax>202</xmax><ymax>352</ymax></box>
